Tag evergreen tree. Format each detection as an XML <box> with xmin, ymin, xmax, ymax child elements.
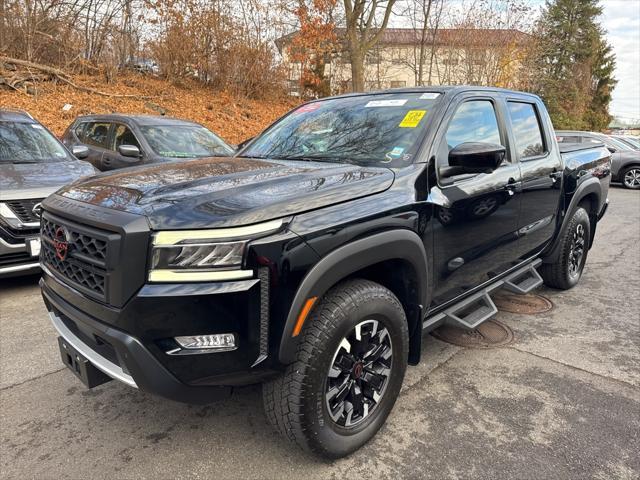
<box><xmin>531</xmin><ymin>0</ymin><xmax>616</xmax><ymax>130</ymax></box>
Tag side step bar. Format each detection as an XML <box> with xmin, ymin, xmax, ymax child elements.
<box><xmin>502</xmin><ymin>262</ymin><xmax>543</xmax><ymax>294</ymax></box>
<box><xmin>423</xmin><ymin>259</ymin><xmax>543</xmax><ymax>332</ymax></box>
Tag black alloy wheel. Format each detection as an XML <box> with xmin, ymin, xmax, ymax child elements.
<box><xmin>325</xmin><ymin>319</ymin><xmax>393</xmax><ymax>427</ymax></box>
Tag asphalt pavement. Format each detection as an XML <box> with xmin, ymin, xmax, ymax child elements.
<box><xmin>1</xmin><ymin>186</ymin><xmax>638</xmax><ymax>479</ymax></box>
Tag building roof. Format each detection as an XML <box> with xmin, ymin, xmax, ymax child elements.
<box><xmin>276</xmin><ymin>27</ymin><xmax>530</xmax><ymax>53</ymax></box>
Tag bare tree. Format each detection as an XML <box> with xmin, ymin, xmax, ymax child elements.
<box><xmin>343</xmin><ymin>0</ymin><xmax>397</xmax><ymax>91</ymax></box>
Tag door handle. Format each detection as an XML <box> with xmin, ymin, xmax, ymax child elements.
<box><xmin>549</xmin><ymin>171</ymin><xmax>563</xmax><ymax>182</ymax></box>
<box><xmin>504</xmin><ymin>178</ymin><xmax>518</xmax><ymax>196</ymax></box>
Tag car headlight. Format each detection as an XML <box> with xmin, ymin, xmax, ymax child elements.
<box><xmin>148</xmin><ymin>219</ymin><xmax>283</xmax><ymax>282</ymax></box>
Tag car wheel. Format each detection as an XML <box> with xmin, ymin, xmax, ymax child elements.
<box><xmin>540</xmin><ymin>206</ymin><xmax>591</xmax><ymax>290</ymax></box>
<box><xmin>263</xmin><ymin>279</ymin><xmax>409</xmax><ymax>458</ymax></box>
<box><xmin>621</xmin><ymin>166</ymin><xmax>640</xmax><ymax>189</ymax></box>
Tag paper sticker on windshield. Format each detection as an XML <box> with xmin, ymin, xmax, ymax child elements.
<box><xmin>365</xmin><ymin>99</ymin><xmax>407</xmax><ymax>108</ymax></box>
<box><xmin>296</xmin><ymin>103</ymin><xmax>321</xmax><ymax>114</ymax></box>
<box><xmin>31</xmin><ymin>124</ymin><xmax>44</xmax><ymax>129</ymax></box>
<box><xmin>420</xmin><ymin>93</ymin><xmax>440</xmax><ymax>100</ymax></box>
<box><xmin>399</xmin><ymin>110</ymin><xmax>426</xmax><ymax>128</ymax></box>
<box><xmin>385</xmin><ymin>146</ymin><xmax>405</xmax><ymax>161</ymax></box>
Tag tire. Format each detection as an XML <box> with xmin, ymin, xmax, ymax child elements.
<box><xmin>540</xmin><ymin>206</ymin><xmax>591</xmax><ymax>290</ymax></box>
<box><xmin>263</xmin><ymin>279</ymin><xmax>409</xmax><ymax>458</ymax></box>
<box><xmin>621</xmin><ymin>166</ymin><xmax>640</xmax><ymax>190</ymax></box>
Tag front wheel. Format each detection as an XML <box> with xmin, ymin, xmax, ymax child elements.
<box><xmin>540</xmin><ymin>206</ymin><xmax>591</xmax><ymax>289</ymax></box>
<box><xmin>621</xmin><ymin>166</ymin><xmax>640</xmax><ymax>190</ymax></box>
<box><xmin>263</xmin><ymin>279</ymin><xmax>409</xmax><ymax>458</ymax></box>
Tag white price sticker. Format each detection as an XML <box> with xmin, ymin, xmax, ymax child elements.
<box><xmin>365</xmin><ymin>99</ymin><xmax>407</xmax><ymax>108</ymax></box>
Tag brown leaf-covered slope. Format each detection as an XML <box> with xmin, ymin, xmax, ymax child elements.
<box><xmin>0</xmin><ymin>74</ymin><xmax>298</xmax><ymax>144</ymax></box>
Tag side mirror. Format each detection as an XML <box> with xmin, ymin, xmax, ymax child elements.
<box><xmin>71</xmin><ymin>145</ymin><xmax>89</xmax><ymax>159</ymax></box>
<box><xmin>118</xmin><ymin>144</ymin><xmax>142</xmax><ymax>160</ymax></box>
<box><xmin>607</xmin><ymin>146</ymin><xmax>616</xmax><ymax>154</ymax></box>
<box><xmin>446</xmin><ymin>142</ymin><xmax>506</xmax><ymax>175</ymax></box>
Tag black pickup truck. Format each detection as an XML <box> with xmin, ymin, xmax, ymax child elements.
<box><xmin>39</xmin><ymin>87</ymin><xmax>610</xmax><ymax>458</ymax></box>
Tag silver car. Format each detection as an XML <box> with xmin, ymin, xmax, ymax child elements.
<box><xmin>0</xmin><ymin>109</ymin><xmax>97</xmax><ymax>277</ymax></box>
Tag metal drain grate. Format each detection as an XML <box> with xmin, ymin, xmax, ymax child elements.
<box><xmin>492</xmin><ymin>291</ymin><xmax>553</xmax><ymax>314</ymax></box>
<box><xmin>431</xmin><ymin>319</ymin><xmax>514</xmax><ymax>348</ymax></box>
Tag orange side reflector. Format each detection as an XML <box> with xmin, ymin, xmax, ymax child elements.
<box><xmin>292</xmin><ymin>297</ymin><xmax>318</xmax><ymax>337</ymax></box>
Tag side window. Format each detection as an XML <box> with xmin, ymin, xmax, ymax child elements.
<box><xmin>83</xmin><ymin>122</ymin><xmax>111</xmax><ymax>148</ymax></box>
<box><xmin>112</xmin><ymin>124</ymin><xmax>140</xmax><ymax>151</ymax></box>
<box><xmin>74</xmin><ymin>122</ymin><xmax>87</xmax><ymax>142</ymax></box>
<box><xmin>445</xmin><ymin>100</ymin><xmax>502</xmax><ymax>152</ymax></box>
<box><xmin>507</xmin><ymin>102</ymin><xmax>545</xmax><ymax>158</ymax></box>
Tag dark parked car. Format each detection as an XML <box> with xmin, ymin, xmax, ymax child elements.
<box><xmin>0</xmin><ymin>109</ymin><xmax>96</xmax><ymax>277</ymax></box>
<box><xmin>557</xmin><ymin>130</ymin><xmax>640</xmax><ymax>189</ymax></box>
<box><xmin>62</xmin><ymin>114</ymin><xmax>235</xmax><ymax>171</ymax></box>
<box><xmin>40</xmin><ymin>87</ymin><xmax>610</xmax><ymax>458</ymax></box>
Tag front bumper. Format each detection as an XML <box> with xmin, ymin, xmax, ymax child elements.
<box><xmin>41</xmin><ymin>266</ymin><xmax>277</xmax><ymax>404</ymax></box>
<box><xmin>0</xmin><ymin>237</ymin><xmax>40</xmax><ymax>277</ymax></box>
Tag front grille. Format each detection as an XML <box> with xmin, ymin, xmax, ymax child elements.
<box><xmin>0</xmin><ymin>251</ymin><xmax>32</xmax><ymax>267</ymax></box>
<box><xmin>42</xmin><ymin>246</ymin><xmax>106</xmax><ymax>296</ymax></box>
<box><xmin>41</xmin><ymin>217</ymin><xmax>107</xmax><ymax>266</ymax></box>
<box><xmin>40</xmin><ymin>216</ymin><xmax>113</xmax><ymax>300</ymax></box>
<box><xmin>0</xmin><ymin>223</ymin><xmax>40</xmax><ymax>243</ymax></box>
<box><xmin>5</xmin><ymin>199</ymin><xmax>43</xmax><ymax>223</ymax></box>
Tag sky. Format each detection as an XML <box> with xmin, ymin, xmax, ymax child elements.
<box><xmin>599</xmin><ymin>0</ymin><xmax>640</xmax><ymax>122</ymax></box>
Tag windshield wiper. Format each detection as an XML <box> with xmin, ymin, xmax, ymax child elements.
<box><xmin>0</xmin><ymin>159</ymin><xmax>41</xmax><ymax>164</ymax></box>
<box><xmin>280</xmin><ymin>155</ymin><xmax>345</xmax><ymax>164</ymax></box>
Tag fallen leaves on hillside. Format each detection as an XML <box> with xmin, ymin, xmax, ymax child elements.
<box><xmin>0</xmin><ymin>73</ymin><xmax>299</xmax><ymax>144</ymax></box>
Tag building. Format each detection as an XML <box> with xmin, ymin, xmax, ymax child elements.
<box><xmin>275</xmin><ymin>27</ymin><xmax>530</xmax><ymax>96</ymax></box>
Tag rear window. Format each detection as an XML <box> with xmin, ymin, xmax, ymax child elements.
<box><xmin>507</xmin><ymin>102</ymin><xmax>545</xmax><ymax>158</ymax></box>
<box><xmin>83</xmin><ymin>122</ymin><xmax>111</xmax><ymax>148</ymax></box>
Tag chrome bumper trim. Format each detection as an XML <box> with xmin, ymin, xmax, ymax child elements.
<box><xmin>48</xmin><ymin>311</ymin><xmax>138</xmax><ymax>388</ymax></box>
<box><xmin>0</xmin><ymin>262</ymin><xmax>40</xmax><ymax>274</ymax></box>
<box><xmin>0</xmin><ymin>237</ymin><xmax>26</xmax><ymax>250</ymax></box>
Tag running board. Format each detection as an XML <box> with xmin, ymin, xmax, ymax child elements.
<box><xmin>502</xmin><ymin>260</ymin><xmax>543</xmax><ymax>295</ymax></box>
<box><xmin>423</xmin><ymin>259</ymin><xmax>543</xmax><ymax>332</ymax></box>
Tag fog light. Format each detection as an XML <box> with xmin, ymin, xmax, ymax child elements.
<box><xmin>174</xmin><ymin>334</ymin><xmax>236</xmax><ymax>352</ymax></box>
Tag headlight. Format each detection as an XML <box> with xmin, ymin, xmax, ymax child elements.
<box><xmin>148</xmin><ymin>219</ymin><xmax>283</xmax><ymax>283</ymax></box>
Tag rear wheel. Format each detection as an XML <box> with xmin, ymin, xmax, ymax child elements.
<box><xmin>621</xmin><ymin>166</ymin><xmax>640</xmax><ymax>189</ymax></box>
<box><xmin>540</xmin><ymin>206</ymin><xmax>591</xmax><ymax>289</ymax></box>
<box><xmin>263</xmin><ymin>279</ymin><xmax>409</xmax><ymax>458</ymax></box>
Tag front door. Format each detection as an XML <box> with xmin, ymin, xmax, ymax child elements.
<box><xmin>429</xmin><ymin>95</ymin><xmax>522</xmax><ymax>306</ymax></box>
<box><xmin>101</xmin><ymin>123</ymin><xmax>143</xmax><ymax>170</ymax></box>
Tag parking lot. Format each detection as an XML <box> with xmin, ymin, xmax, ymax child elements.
<box><xmin>0</xmin><ymin>186</ymin><xmax>638</xmax><ymax>479</ymax></box>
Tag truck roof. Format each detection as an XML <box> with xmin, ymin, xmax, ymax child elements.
<box><xmin>325</xmin><ymin>85</ymin><xmax>542</xmax><ymax>102</ymax></box>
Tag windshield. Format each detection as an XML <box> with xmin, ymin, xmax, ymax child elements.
<box><xmin>140</xmin><ymin>125</ymin><xmax>234</xmax><ymax>158</ymax></box>
<box><xmin>0</xmin><ymin>121</ymin><xmax>71</xmax><ymax>163</ymax></box>
<box><xmin>240</xmin><ymin>92</ymin><xmax>442</xmax><ymax>166</ymax></box>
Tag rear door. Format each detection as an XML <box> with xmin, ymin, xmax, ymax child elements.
<box><xmin>430</xmin><ymin>94</ymin><xmax>522</xmax><ymax>305</ymax></box>
<box><xmin>101</xmin><ymin>123</ymin><xmax>144</xmax><ymax>170</ymax></box>
<box><xmin>80</xmin><ymin>121</ymin><xmax>112</xmax><ymax>169</ymax></box>
<box><xmin>506</xmin><ymin>98</ymin><xmax>563</xmax><ymax>258</ymax></box>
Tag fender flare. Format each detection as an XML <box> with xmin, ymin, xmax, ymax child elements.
<box><xmin>278</xmin><ymin>229</ymin><xmax>429</xmax><ymax>364</ymax></box>
<box><xmin>542</xmin><ymin>177</ymin><xmax>602</xmax><ymax>263</ymax></box>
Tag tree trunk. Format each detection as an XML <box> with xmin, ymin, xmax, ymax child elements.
<box><xmin>350</xmin><ymin>48</ymin><xmax>365</xmax><ymax>92</ymax></box>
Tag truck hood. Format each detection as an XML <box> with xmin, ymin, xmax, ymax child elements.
<box><xmin>0</xmin><ymin>160</ymin><xmax>97</xmax><ymax>200</ymax></box>
<box><xmin>55</xmin><ymin>156</ymin><xmax>395</xmax><ymax>229</ymax></box>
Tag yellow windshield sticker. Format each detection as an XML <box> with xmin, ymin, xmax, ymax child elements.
<box><xmin>399</xmin><ymin>110</ymin><xmax>426</xmax><ymax>128</ymax></box>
